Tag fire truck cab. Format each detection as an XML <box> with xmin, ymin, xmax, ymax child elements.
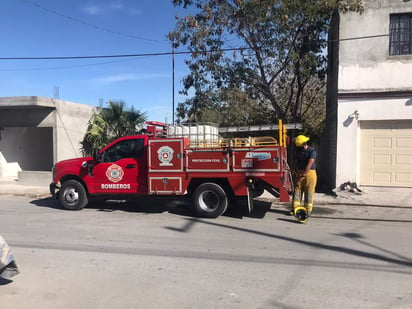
<box><xmin>50</xmin><ymin>121</ymin><xmax>293</xmax><ymax>218</ymax></box>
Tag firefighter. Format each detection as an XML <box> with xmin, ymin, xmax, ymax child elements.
<box><xmin>291</xmin><ymin>135</ymin><xmax>317</xmax><ymax>217</ymax></box>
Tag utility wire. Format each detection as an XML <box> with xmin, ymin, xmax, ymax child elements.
<box><xmin>0</xmin><ymin>52</ymin><xmax>169</xmax><ymax>60</ymax></box>
<box><xmin>0</xmin><ymin>32</ymin><xmax>390</xmax><ymax>61</ymax></box>
<box><xmin>13</xmin><ymin>0</ymin><xmax>392</xmax><ymax>56</ymax></box>
<box><xmin>19</xmin><ymin>0</ymin><xmax>167</xmax><ymax>43</ymax></box>
<box><xmin>0</xmin><ymin>57</ymin><xmax>149</xmax><ymax>72</ymax></box>
<box><xmin>339</xmin><ymin>34</ymin><xmax>389</xmax><ymax>41</ymax></box>
<box><xmin>0</xmin><ymin>48</ymin><xmax>239</xmax><ymax>60</ymax></box>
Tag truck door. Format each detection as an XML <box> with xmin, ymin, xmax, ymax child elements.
<box><xmin>93</xmin><ymin>138</ymin><xmax>147</xmax><ymax>194</ymax></box>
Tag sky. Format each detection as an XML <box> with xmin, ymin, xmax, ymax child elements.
<box><xmin>1</xmin><ymin>0</ymin><xmax>191</xmax><ymax>123</ymax></box>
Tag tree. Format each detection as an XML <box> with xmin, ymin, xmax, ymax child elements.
<box><xmin>80</xmin><ymin>100</ymin><xmax>147</xmax><ymax>156</ymax></box>
<box><xmin>175</xmin><ymin>87</ymin><xmax>277</xmax><ymax>128</ymax></box>
<box><xmin>169</xmin><ymin>0</ymin><xmax>363</xmax><ymax>132</ymax></box>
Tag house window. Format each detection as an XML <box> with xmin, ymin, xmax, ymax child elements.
<box><xmin>389</xmin><ymin>13</ymin><xmax>412</xmax><ymax>55</ymax></box>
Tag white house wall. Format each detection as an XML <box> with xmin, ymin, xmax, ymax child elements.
<box><xmin>339</xmin><ymin>62</ymin><xmax>412</xmax><ymax>91</ymax></box>
<box><xmin>336</xmin><ymin>0</ymin><xmax>412</xmax><ymax>188</ymax></box>
<box><xmin>336</xmin><ymin>97</ymin><xmax>411</xmax><ymax>186</ymax></box>
<box><xmin>339</xmin><ymin>3</ymin><xmax>412</xmax><ymax>91</ymax></box>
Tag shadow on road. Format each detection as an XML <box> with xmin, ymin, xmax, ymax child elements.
<box><xmin>30</xmin><ymin>196</ymin><xmax>273</xmax><ymax>219</ymax></box>
<box><xmin>177</xmin><ymin>218</ymin><xmax>412</xmax><ymax>269</ymax></box>
<box><xmin>225</xmin><ymin>198</ymin><xmax>273</xmax><ymax>219</ymax></box>
<box><xmin>30</xmin><ymin>198</ymin><xmax>412</xmax><ymax>223</ymax></box>
<box><xmin>0</xmin><ymin>277</ymin><xmax>13</xmax><ymax>285</ymax></box>
<box><xmin>30</xmin><ymin>196</ymin><xmax>194</xmax><ymax>217</ymax></box>
<box><xmin>28</xmin><ymin>198</ymin><xmax>412</xmax><ymax>271</ymax></box>
<box><xmin>30</xmin><ymin>197</ymin><xmax>61</xmax><ymax>209</ymax></box>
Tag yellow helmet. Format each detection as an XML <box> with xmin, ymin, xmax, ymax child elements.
<box><xmin>294</xmin><ymin>135</ymin><xmax>310</xmax><ymax>147</ymax></box>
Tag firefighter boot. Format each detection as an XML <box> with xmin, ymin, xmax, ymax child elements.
<box><xmin>294</xmin><ymin>206</ymin><xmax>308</xmax><ymax>223</ymax></box>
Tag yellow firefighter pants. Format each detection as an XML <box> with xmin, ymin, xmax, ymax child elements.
<box><xmin>292</xmin><ymin>169</ymin><xmax>317</xmax><ymax>214</ymax></box>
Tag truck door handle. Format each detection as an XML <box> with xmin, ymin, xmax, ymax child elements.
<box><xmin>126</xmin><ymin>164</ymin><xmax>136</xmax><ymax>169</ymax></box>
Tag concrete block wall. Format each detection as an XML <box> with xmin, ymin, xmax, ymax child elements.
<box><xmin>53</xmin><ymin>98</ymin><xmax>98</xmax><ymax>162</ymax></box>
<box><xmin>0</xmin><ymin>151</ymin><xmax>21</xmax><ymax>178</ymax></box>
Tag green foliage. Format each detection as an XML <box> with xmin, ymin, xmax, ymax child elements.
<box><xmin>80</xmin><ymin>100</ymin><xmax>147</xmax><ymax>156</ymax></box>
<box><xmin>176</xmin><ymin>88</ymin><xmax>277</xmax><ymax>127</ymax></box>
<box><xmin>169</xmin><ymin>0</ymin><xmax>363</xmax><ymax>133</ymax></box>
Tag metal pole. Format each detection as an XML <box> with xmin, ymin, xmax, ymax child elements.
<box><xmin>172</xmin><ymin>43</ymin><xmax>175</xmax><ymax>124</ymax></box>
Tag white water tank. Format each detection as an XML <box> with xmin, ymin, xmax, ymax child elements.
<box><xmin>167</xmin><ymin>123</ymin><xmax>220</xmax><ymax>145</ymax></box>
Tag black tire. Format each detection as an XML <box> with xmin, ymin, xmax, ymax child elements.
<box><xmin>193</xmin><ymin>183</ymin><xmax>228</xmax><ymax>218</ymax></box>
<box><xmin>59</xmin><ymin>180</ymin><xmax>88</xmax><ymax>210</ymax></box>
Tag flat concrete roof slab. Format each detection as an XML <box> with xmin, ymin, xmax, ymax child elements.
<box><xmin>0</xmin><ymin>96</ymin><xmax>56</xmax><ymax>109</ymax></box>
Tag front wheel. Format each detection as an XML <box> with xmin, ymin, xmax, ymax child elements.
<box><xmin>193</xmin><ymin>183</ymin><xmax>228</xmax><ymax>218</ymax></box>
<box><xmin>59</xmin><ymin>180</ymin><xmax>88</xmax><ymax>210</ymax></box>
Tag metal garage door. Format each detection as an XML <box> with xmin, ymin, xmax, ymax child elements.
<box><xmin>360</xmin><ymin>120</ymin><xmax>412</xmax><ymax>187</ymax></box>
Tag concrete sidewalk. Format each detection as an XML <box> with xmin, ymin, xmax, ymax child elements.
<box><xmin>0</xmin><ymin>178</ymin><xmax>51</xmax><ymax>199</ymax></box>
<box><xmin>0</xmin><ymin>178</ymin><xmax>411</xmax><ymax>207</ymax></box>
<box><xmin>260</xmin><ymin>186</ymin><xmax>412</xmax><ymax>208</ymax></box>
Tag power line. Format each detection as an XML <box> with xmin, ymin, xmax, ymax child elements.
<box><xmin>0</xmin><ymin>52</ymin><xmax>169</xmax><ymax>60</ymax></box>
<box><xmin>0</xmin><ymin>33</ymin><xmax>391</xmax><ymax>61</ymax></box>
<box><xmin>19</xmin><ymin>0</ymin><xmax>167</xmax><ymax>43</ymax></box>
<box><xmin>338</xmin><ymin>34</ymin><xmax>389</xmax><ymax>42</ymax></box>
<box><xmin>0</xmin><ymin>32</ymin><xmax>391</xmax><ymax>62</ymax></box>
<box><xmin>0</xmin><ymin>48</ymin><xmax>239</xmax><ymax>60</ymax></box>
<box><xmin>0</xmin><ymin>57</ymin><xmax>149</xmax><ymax>72</ymax></box>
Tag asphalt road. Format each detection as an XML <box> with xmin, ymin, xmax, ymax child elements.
<box><xmin>1</xmin><ymin>196</ymin><xmax>412</xmax><ymax>309</ymax></box>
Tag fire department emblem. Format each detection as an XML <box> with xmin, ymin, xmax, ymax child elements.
<box><xmin>158</xmin><ymin>146</ymin><xmax>174</xmax><ymax>166</ymax></box>
<box><xmin>106</xmin><ymin>164</ymin><xmax>124</xmax><ymax>183</ymax></box>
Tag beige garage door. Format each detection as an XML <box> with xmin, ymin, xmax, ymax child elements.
<box><xmin>360</xmin><ymin>120</ymin><xmax>412</xmax><ymax>187</ymax></box>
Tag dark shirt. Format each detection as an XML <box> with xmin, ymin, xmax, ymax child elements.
<box><xmin>296</xmin><ymin>146</ymin><xmax>316</xmax><ymax>170</ymax></box>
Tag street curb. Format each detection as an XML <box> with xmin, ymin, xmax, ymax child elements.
<box><xmin>0</xmin><ymin>192</ymin><xmax>52</xmax><ymax>199</ymax></box>
<box><xmin>0</xmin><ymin>182</ymin><xmax>51</xmax><ymax>199</ymax></box>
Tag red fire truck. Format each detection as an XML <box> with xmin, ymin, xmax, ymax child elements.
<box><xmin>50</xmin><ymin>121</ymin><xmax>293</xmax><ymax>218</ymax></box>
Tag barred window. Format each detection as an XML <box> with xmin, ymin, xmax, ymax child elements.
<box><xmin>389</xmin><ymin>13</ymin><xmax>412</xmax><ymax>55</ymax></box>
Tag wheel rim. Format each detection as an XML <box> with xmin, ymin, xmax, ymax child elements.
<box><xmin>63</xmin><ymin>186</ymin><xmax>79</xmax><ymax>205</ymax></box>
<box><xmin>198</xmin><ymin>190</ymin><xmax>220</xmax><ymax>213</ymax></box>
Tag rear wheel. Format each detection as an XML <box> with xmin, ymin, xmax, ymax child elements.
<box><xmin>59</xmin><ymin>180</ymin><xmax>88</xmax><ymax>210</ymax></box>
<box><xmin>193</xmin><ymin>183</ymin><xmax>228</xmax><ymax>218</ymax></box>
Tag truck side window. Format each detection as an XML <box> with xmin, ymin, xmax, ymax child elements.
<box><xmin>101</xmin><ymin>138</ymin><xmax>144</xmax><ymax>163</ymax></box>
